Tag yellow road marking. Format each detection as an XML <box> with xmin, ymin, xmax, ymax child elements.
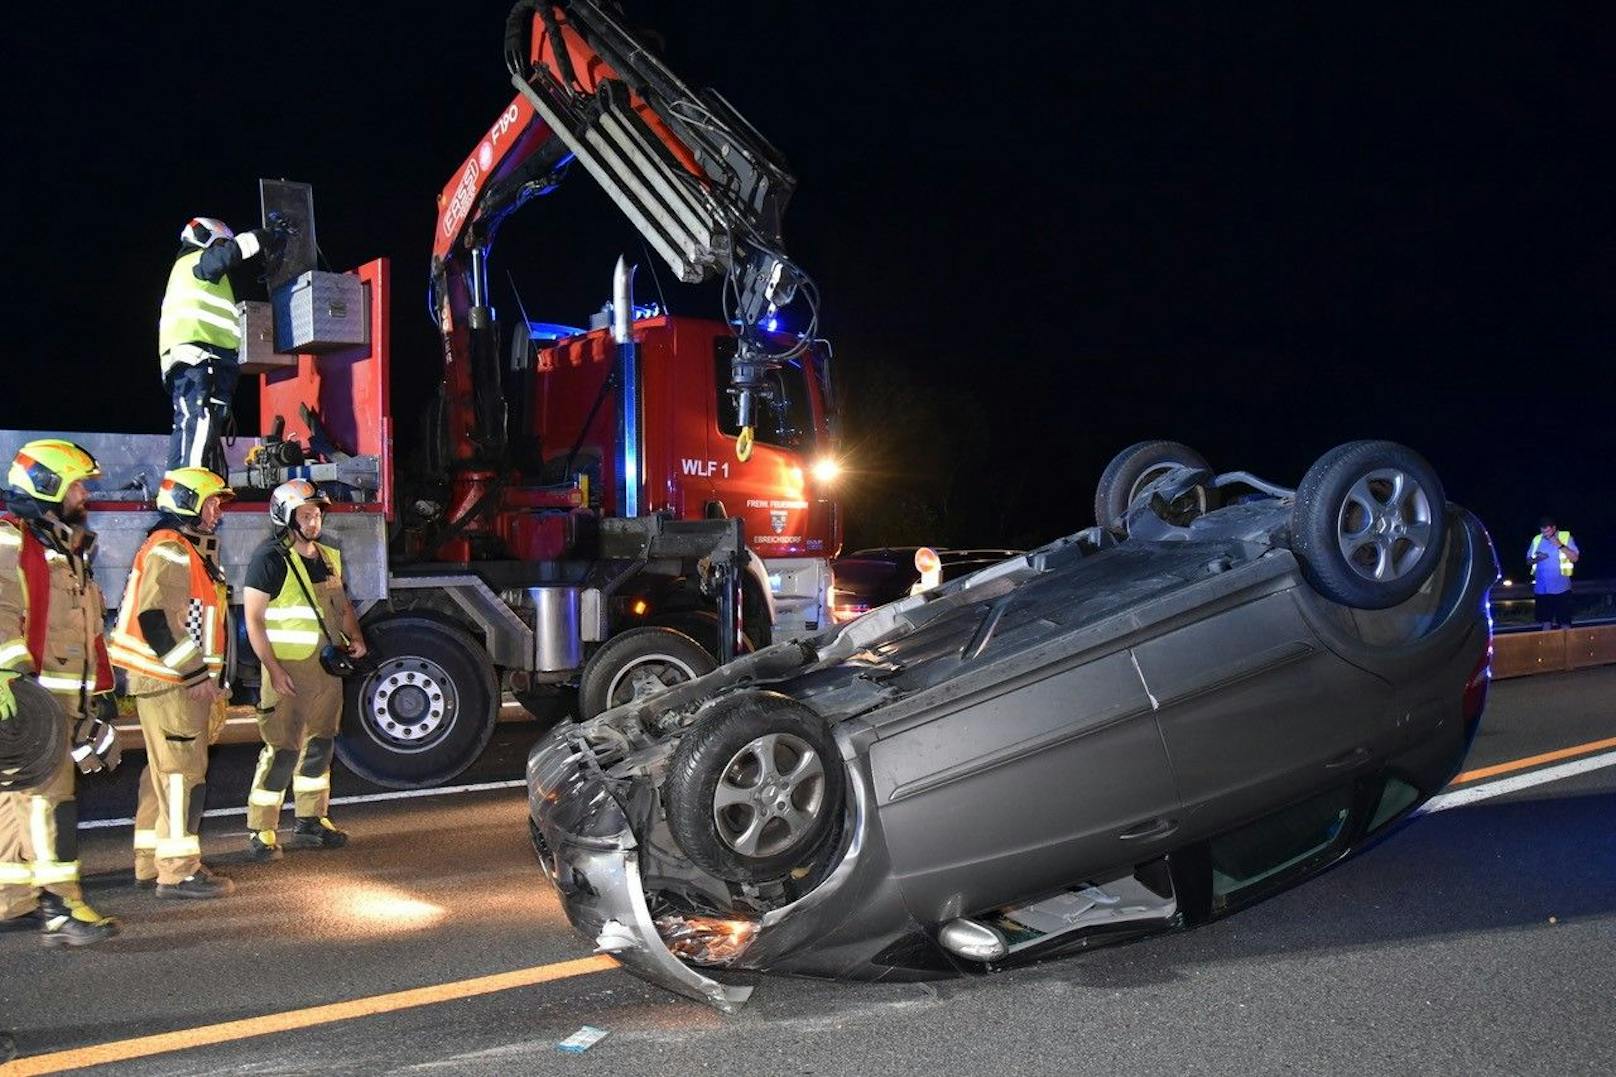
<box><xmin>1</xmin><ymin>954</ymin><xmax>619</xmax><ymax>1076</ymax></box>
<box><xmin>1453</xmin><ymin>735</ymin><xmax>1616</xmax><ymax>785</ymax></box>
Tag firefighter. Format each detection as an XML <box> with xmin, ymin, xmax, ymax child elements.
<box><xmin>241</xmin><ymin>480</ymin><xmax>367</xmax><ymax>859</ymax></box>
<box><xmin>159</xmin><ymin>214</ymin><xmax>290</xmax><ymax>474</ymax></box>
<box><xmin>0</xmin><ymin>440</ymin><xmax>122</xmax><ymax>946</ymax></box>
<box><xmin>109</xmin><ymin>468</ymin><xmax>237</xmax><ymax>899</ymax></box>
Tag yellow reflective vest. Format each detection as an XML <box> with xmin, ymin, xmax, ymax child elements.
<box><xmin>158</xmin><ymin>250</ymin><xmax>240</xmax><ymax>357</ymax></box>
<box><xmin>109</xmin><ymin>530</ymin><xmax>230</xmax><ymax>690</ymax></box>
<box><xmin>264</xmin><ymin>543</ymin><xmax>343</xmax><ymax>661</ymax></box>
<box><xmin>1528</xmin><ymin>530</ymin><xmax>1575</xmax><ymax>579</ymax></box>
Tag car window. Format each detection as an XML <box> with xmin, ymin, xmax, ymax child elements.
<box><xmin>714</xmin><ymin>339</ymin><xmax>815</xmax><ymax>451</ymax></box>
<box><xmin>1208</xmin><ymin>784</ymin><xmax>1354</xmax><ymax>912</ymax></box>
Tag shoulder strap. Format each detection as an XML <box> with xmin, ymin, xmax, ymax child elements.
<box><xmin>282</xmin><ymin>546</ymin><xmax>347</xmax><ymax>648</ymax></box>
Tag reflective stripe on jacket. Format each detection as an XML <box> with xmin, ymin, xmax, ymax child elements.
<box><xmin>109</xmin><ymin>530</ymin><xmax>230</xmax><ymax>689</ymax></box>
<box><xmin>158</xmin><ymin>250</ymin><xmax>239</xmax><ymax>357</ymax></box>
<box><xmin>0</xmin><ymin>516</ymin><xmax>114</xmax><ymax>707</ymax></box>
<box><xmin>265</xmin><ymin>542</ymin><xmax>343</xmax><ymax>661</ymax></box>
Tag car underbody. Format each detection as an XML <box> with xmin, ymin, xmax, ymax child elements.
<box><xmin>528</xmin><ymin>443</ymin><xmax>1497</xmax><ymax>1010</ymax></box>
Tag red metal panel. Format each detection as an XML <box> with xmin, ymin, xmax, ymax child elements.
<box><xmin>256</xmin><ymin>258</ymin><xmax>393</xmax><ymax>519</ymax></box>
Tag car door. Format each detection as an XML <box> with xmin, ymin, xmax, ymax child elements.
<box><xmin>1134</xmin><ymin>588</ymin><xmax>1396</xmax><ymax>838</ymax></box>
<box><xmin>865</xmin><ymin>647</ymin><xmax>1181</xmax><ymax>923</ymax></box>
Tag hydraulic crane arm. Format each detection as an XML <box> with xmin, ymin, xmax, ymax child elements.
<box><xmin>433</xmin><ymin>1</ymin><xmax>819</xmax><ymax>466</ymax></box>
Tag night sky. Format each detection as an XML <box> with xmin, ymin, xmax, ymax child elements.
<box><xmin>7</xmin><ymin>3</ymin><xmax>1612</xmax><ymax>572</ymax></box>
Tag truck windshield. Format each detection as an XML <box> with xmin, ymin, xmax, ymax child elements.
<box><xmin>714</xmin><ymin>338</ymin><xmax>817</xmax><ymax>452</ymax></box>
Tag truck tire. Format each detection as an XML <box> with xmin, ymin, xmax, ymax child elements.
<box><xmin>578</xmin><ymin>627</ymin><xmax>716</xmax><ymax>720</ymax></box>
<box><xmin>337</xmin><ymin>614</ymin><xmax>498</xmax><ymax>789</ymax></box>
<box><xmin>1094</xmin><ymin>440</ymin><xmax>1211</xmax><ymax>531</ymax></box>
<box><xmin>663</xmin><ymin>692</ymin><xmax>845</xmax><ymax>884</ymax></box>
<box><xmin>1290</xmin><ymin>440</ymin><xmax>1448</xmax><ymax>610</ymax></box>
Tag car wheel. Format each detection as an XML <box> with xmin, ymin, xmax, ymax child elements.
<box><xmin>337</xmin><ymin>614</ymin><xmax>498</xmax><ymax>789</ymax></box>
<box><xmin>663</xmin><ymin>692</ymin><xmax>845</xmax><ymax>884</ymax></box>
<box><xmin>578</xmin><ymin>627</ymin><xmax>717</xmax><ymax>720</ymax></box>
<box><xmin>1290</xmin><ymin>440</ymin><xmax>1448</xmax><ymax>610</ymax></box>
<box><xmin>1094</xmin><ymin>440</ymin><xmax>1212</xmax><ymax>530</ymax></box>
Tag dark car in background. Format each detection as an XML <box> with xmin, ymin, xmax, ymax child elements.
<box><xmin>526</xmin><ymin>439</ymin><xmax>1497</xmax><ymax>1012</ymax></box>
<box><xmin>830</xmin><ymin>547</ymin><xmax>1023</xmax><ymax>623</ymax></box>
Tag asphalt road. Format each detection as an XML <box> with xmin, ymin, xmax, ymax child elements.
<box><xmin>2</xmin><ymin>668</ymin><xmax>1614</xmax><ymax>1075</ymax></box>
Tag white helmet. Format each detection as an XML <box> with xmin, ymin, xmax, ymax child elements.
<box><xmin>269</xmin><ymin>479</ymin><xmax>331</xmax><ymax>529</ymax></box>
<box><xmin>180</xmin><ymin>217</ymin><xmax>234</xmax><ymax>249</ymax></box>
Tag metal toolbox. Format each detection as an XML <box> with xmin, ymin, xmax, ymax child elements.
<box><xmin>272</xmin><ymin>270</ymin><xmax>367</xmax><ymax>353</ymax></box>
<box><xmin>236</xmin><ymin>301</ymin><xmax>297</xmax><ymax>374</ymax></box>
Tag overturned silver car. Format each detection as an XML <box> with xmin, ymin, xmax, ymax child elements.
<box><xmin>526</xmin><ymin>440</ymin><xmax>1497</xmax><ymax>1010</ymax></box>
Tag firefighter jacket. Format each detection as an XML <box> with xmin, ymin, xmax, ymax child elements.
<box><xmin>263</xmin><ymin>542</ymin><xmax>344</xmax><ymax>662</ymax></box>
<box><xmin>0</xmin><ymin>515</ymin><xmax>114</xmax><ymax>711</ymax></box>
<box><xmin>1529</xmin><ymin>530</ymin><xmax>1576</xmax><ymax>580</ymax></box>
<box><xmin>109</xmin><ymin>527</ymin><xmax>230</xmax><ymax>694</ymax></box>
<box><xmin>158</xmin><ymin>249</ymin><xmax>240</xmax><ymax>360</ymax></box>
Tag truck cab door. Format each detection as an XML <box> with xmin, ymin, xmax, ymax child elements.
<box><xmin>706</xmin><ymin>338</ymin><xmax>813</xmax><ymax>559</ymax></box>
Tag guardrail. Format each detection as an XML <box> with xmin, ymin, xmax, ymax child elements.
<box><xmin>1491</xmin><ymin>625</ymin><xmax>1616</xmax><ymax>680</ymax></box>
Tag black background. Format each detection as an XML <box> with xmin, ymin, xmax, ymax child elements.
<box><xmin>5</xmin><ymin>2</ymin><xmax>1611</xmax><ymax>573</ymax></box>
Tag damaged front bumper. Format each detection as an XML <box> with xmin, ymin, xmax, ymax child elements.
<box><xmin>525</xmin><ymin>730</ymin><xmax>755</xmax><ymax>1013</ymax></box>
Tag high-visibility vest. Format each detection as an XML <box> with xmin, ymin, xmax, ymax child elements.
<box><xmin>1529</xmin><ymin>530</ymin><xmax>1576</xmax><ymax>579</ymax></box>
<box><xmin>0</xmin><ymin>515</ymin><xmax>114</xmax><ymax>703</ymax></box>
<box><xmin>264</xmin><ymin>543</ymin><xmax>343</xmax><ymax>661</ymax></box>
<box><xmin>108</xmin><ymin>530</ymin><xmax>229</xmax><ymax>685</ymax></box>
<box><xmin>158</xmin><ymin>250</ymin><xmax>240</xmax><ymax>356</ymax></box>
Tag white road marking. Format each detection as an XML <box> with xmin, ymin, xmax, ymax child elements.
<box><xmin>1418</xmin><ymin>748</ymin><xmax>1616</xmax><ymax>814</ymax></box>
<box><xmin>80</xmin><ymin>778</ymin><xmax>526</xmax><ymax>830</ymax></box>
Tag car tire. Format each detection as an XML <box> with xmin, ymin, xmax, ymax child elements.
<box><xmin>577</xmin><ymin>627</ymin><xmax>717</xmax><ymax>720</ymax></box>
<box><xmin>1290</xmin><ymin>440</ymin><xmax>1448</xmax><ymax>610</ymax></box>
<box><xmin>1094</xmin><ymin>441</ymin><xmax>1212</xmax><ymax>531</ymax></box>
<box><xmin>337</xmin><ymin>614</ymin><xmax>498</xmax><ymax>789</ymax></box>
<box><xmin>663</xmin><ymin>692</ymin><xmax>845</xmax><ymax>884</ymax></box>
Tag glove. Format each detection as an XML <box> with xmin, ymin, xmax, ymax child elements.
<box><xmin>71</xmin><ymin>696</ymin><xmax>122</xmax><ymax>774</ymax></box>
<box><xmin>266</xmin><ymin>210</ymin><xmax>299</xmax><ymax>241</ymax></box>
<box><xmin>0</xmin><ymin>669</ymin><xmax>18</xmax><ymax>721</ymax></box>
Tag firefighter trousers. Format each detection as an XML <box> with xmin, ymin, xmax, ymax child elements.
<box><xmin>132</xmin><ymin>688</ymin><xmax>211</xmax><ymax>885</ymax></box>
<box><xmin>165</xmin><ymin>356</ymin><xmax>239</xmax><ymax>476</ymax></box>
<box><xmin>247</xmin><ymin>656</ymin><xmax>342</xmax><ymax>833</ymax></box>
<box><xmin>0</xmin><ymin>748</ymin><xmax>81</xmax><ymax>919</ymax></box>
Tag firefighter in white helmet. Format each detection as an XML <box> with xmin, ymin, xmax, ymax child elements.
<box><xmin>159</xmin><ymin>214</ymin><xmax>291</xmax><ymax>475</ymax></box>
<box><xmin>240</xmin><ymin>481</ymin><xmax>367</xmax><ymax>859</ymax></box>
<box><xmin>0</xmin><ymin>440</ymin><xmax>122</xmax><ymax>945</ymax></box>
<box><xmin>108</xmin><ymin>468</ymin><xmax>237</xmax><ymax>899</ymax></box>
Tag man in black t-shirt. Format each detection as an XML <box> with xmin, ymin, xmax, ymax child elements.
<box><xmin>240</xmin><ymin>481</ymin><xmax>366</xmax><ymax>860</ymax></box>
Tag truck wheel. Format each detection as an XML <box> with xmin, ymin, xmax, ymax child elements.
<box><xmin>577</xmin><ymin>627</ymin><xmax>716</xmax><ymax>720</ymax></box>
<box><xmin>663</xmin><ymin>692</ymin><xmax>844</xmax><ymax>884</ymax></box>
<box><xmin>337</xmin><ymin>614</ymin><xmax>498</xmax><ymax>789</ymax></box>
<box><xmin>1094</xmin><ymin>441</ymin><xmax>1211</xmax><ymax>531</ymax></box>
<box><xmin>647</xmin><ymin>610</ymin><xmax>760</xmax><ymax>662</ymax></box>
<box><xmin>1290</xmin><ymin>440</ymin><xmax>1448</xmax><ymax>610</ymax></box>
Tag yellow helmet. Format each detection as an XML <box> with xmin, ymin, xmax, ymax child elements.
<box><xmin>7</xmin><ymin>440</ymin><xmax>102</xmax><ymax>504</ymax></box>
<box><xmin>157</xmin><ymin>468</ymin><xmax>235</xmax><ymax>518</ymax></box>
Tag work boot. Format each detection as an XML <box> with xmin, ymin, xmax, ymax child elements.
<box><xmin>156</xmin><ymin>867</ymin><xmax>236</xmax><ymax>901</ymax></box>
<box><xmin>38</xmin><ymin>894</ymin><xmax>120</xmax><ymax>948</ymax></box>
<box><xmin>246</xmin><ymin>829</ymin><xmax>283</xmax><ymax>862</ymax></box>
<box><xmin>291</xmin><ymin>816</ymin><xmax>349</xmax><ymax>849</ymax></box>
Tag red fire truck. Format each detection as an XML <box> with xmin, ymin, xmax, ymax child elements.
<box><xmin>0</xmin><ymin>1</ymin><xmax>840</xmax><ymax>789</ymax></box>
